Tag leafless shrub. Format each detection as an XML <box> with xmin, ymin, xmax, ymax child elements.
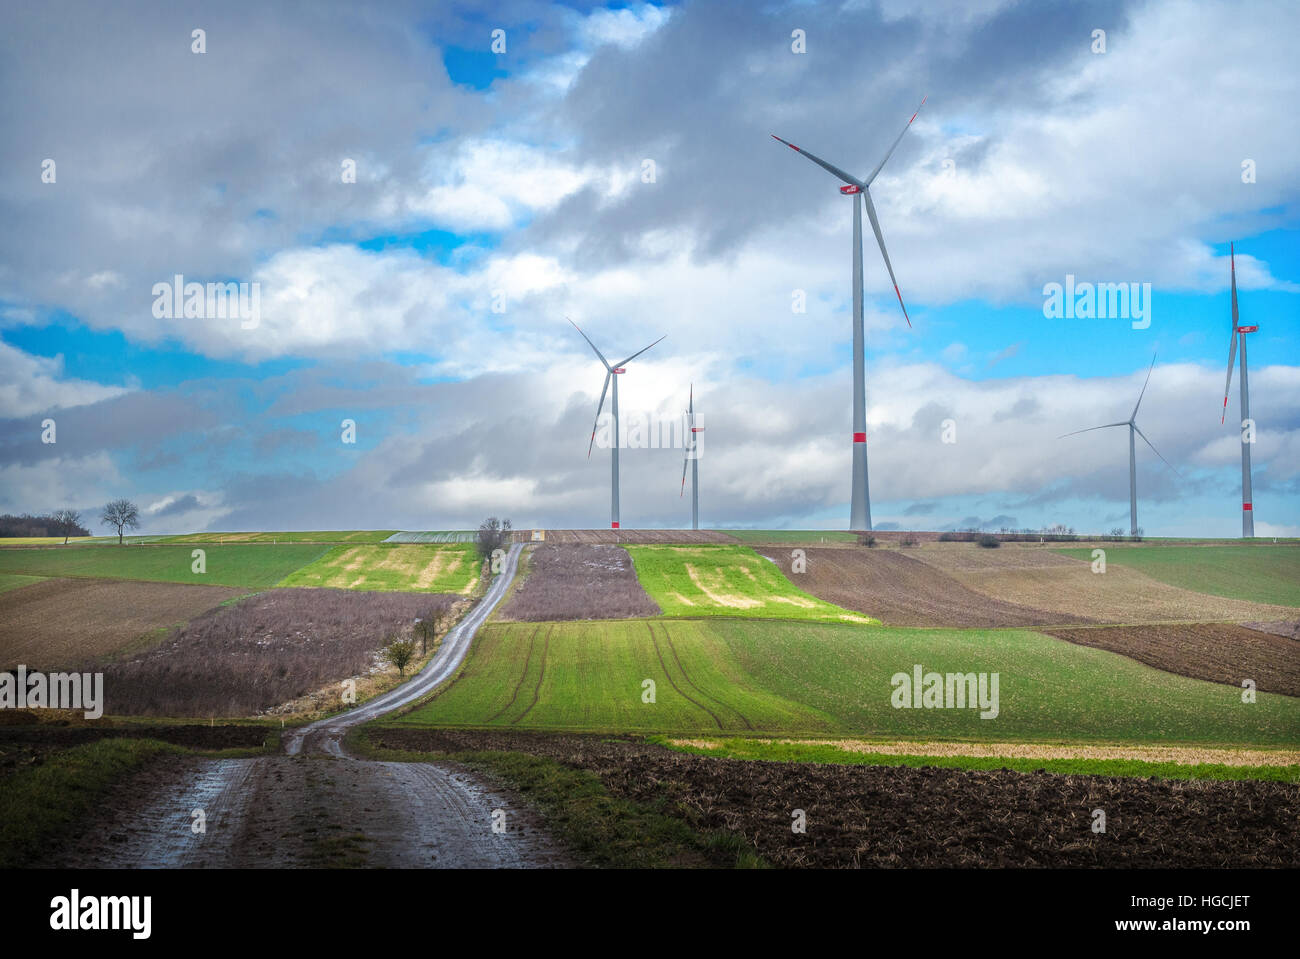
<box><xmin>498</xmin><ymin>545</ymin><xmax>660</xmax><ymax>621</ymax></box>
<box><xmin>93</xmin><ymin>588</ymin><xmax>459</xmax><ymax>717</ymax></box>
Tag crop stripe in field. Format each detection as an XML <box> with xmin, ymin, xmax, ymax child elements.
<box><xmin>660</xmin><ymin>624</ymin><xmax>754</xmax><ymax>730</ymax></box>
<box><xmin>646</xmin><ymin>623</ymin><xmax>723</xmax><ymax>729</ymax></box>
<box><xmin>486</xmin><ymin>625</ymin><xmax>541</xmax><ymax>723</ymax></box>
<box><xmin>512</xmin><ymin>625</ymin><xmax>553</xmax><ymax>725</ymax></box>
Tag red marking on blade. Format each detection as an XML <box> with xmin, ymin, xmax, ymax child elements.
<box><xmin>1244</xmin><ymin>503</ymin><xmax>1252</xmax><ymax>511</ymax></box>
<box><xmin>1221</xmin><ymin>396</ymin><xmax>1228</xmax><ymax>425</ymax></box>
<box><xmin>894</xmin><ymin>285</ymin><xmax>912</xmax><ymax>328</ymax></box>
<box><xmin>611</xmin><ymin>521</ymin><xmax>620</xmax><ymax>528</ymax></box>
<box><xmin>853</xmin><ymin>432</ymin><xmax>866</xmax><ymax>443</ymax></box>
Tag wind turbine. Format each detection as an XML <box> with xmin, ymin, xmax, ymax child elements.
<box><xmin>569</xmin><ymin>318</ymin><xmax>665</xmax><ymax>530</ymax></box>
<box><xmin>1060</xmin><ymin>354</ymin><xmax>1179</xmax><ymax>537</ymax></box>
<box><xmin>772</xmin><ymin>96</ymin><xmax>926</xmax><ymax>532</ymax></box>
<box><xmin>679</xmin><ymin>384</ymin><xmax>703</xmax><ymax>530</ymax></box>
<box><xmin>1220</xmin><ymin>243</ymin><xmax>1257</xmax><ymax>537</ymax></box>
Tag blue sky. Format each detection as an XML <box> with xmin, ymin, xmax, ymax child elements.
<box><xmin>1</xmin><ymin>0</ymin><xmax>1297</xmax><ymax>536</ymax></box>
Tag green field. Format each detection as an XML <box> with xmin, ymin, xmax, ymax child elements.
<box><xmin>162</xmin><ymin>530</ymin><xmax>397</xmax><ymax>544</ymax></box>
<box><xmin>1056</xmin><ymin>544</ymin><xmax>1300</xmax><ymax>607</ymax></box>
<box><xmin>277</xmin><ymin>543</ymin><xmax>479</xmax><ymax>592</ymax></box>
<box><xmin>402</xmin><ymin>619</ymin><xmax>1300</xmax><ymax>746</ymax></box>
<box><xmin>721</xmin><ymin>530</ymin><xmax>859</xmax><ymax>545</ymax></box>
<box><xmin>626</xmin><ymin>544</ymin><xmax>875</xmax><ymax>623</ymax></box>
<box><xmin>0</xmin><ymin>573</ymin><xmax>46</xmax><ymax>593</ymax></box>
<box><xmin>0</xmin><ymin>544</ymin><xmax>330</xmax><ymax>587</ymax></box>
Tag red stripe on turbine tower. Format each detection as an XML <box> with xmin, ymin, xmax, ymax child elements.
<box><xmin>611</xmin><ymin>521</ymin><xmax>620</xmax><ymax>528</ymax></box>
<box><xmin>1244</xmin><ymin>503</ymin><xmax>1253</xmax><ymax>511</ymax></box>
<box><xmin>853</xmin><ymin>432</ymin><xmax>866</xmax><ymax>443</ymax></box>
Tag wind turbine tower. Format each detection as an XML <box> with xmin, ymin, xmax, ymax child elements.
<box><xmin>772</xmin><ymin>96</ymin><xmax>926</xmax><ymax>531</ymax></box>
<box><xmin>1220</xmin><ymin>243</ymin><xmax>1257</xmax><ymax>537</ymax></box>
<box><xmin>1061</xmin><ymin>354</ymin><xmax>1179</xmax><ymax>536</ymax></box>
<box><xmin>569</xmin><ymin>318</ymin><xmax>665</xmax><ymax>530</ymax></box>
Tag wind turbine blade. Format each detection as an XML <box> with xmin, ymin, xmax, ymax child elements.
<box><xmin>1230</xmin><ymin>242</ymin><xmax>1240</xmax><ymax>331</ymax></box>
<box><xmin>770</xmin><ymin>135</ymin><xmax>863</xmax><ymax>189</ymax></box>
<box><xmin>680</xmin><ymin>444</ymin><xmax>690</xmax><ymax>497</ymax></box>
<box><xmin>1134</xmin><ymin>424</ymin><xmax>1181</xmax><ymax>477</ymax></box>
<box><xmin>615</xmin><ymin>334</ymin><xmax>666</xmax><ymax>368</ymax></box>
<box><xmin>567</xmin><ymin>316</ymin><xmax>611</xmax><ymax>370</ymax></box>
<box><xmin>587</xmin><ymin>371</ymin><xmax>611</xmax><ymax>459</ymax></box>
<box><xmin>862</xmin><ymin>189</ymin><xmax>911</xmax><ymax>327</ymax></box>
<box><xmin>1221</xmin><ymin>328</ymin><xmax>1238</xmax><ymax>424</ymax></box>
<box><xmin>688</xmin><ymin>382</ymin><xmax>693</xmax><ymax>414</ymax></box>
<box><xmin>1058</xmin><ymin>422</ymin><xmax>1128</xmax><ymax>439</ymax></box>
<box><xmin>1131</xmin><ymin>353</ymin><xmax>1157</xmax><ymax>421</ymax></box>
<box><xmin>864</xmin><ymin>95</ymin><xmax>928</xmax><ymax>187</ymax></box>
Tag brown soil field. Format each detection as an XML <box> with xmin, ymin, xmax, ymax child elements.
<box><xmin>100</xmin><ymin>588</ymin><xmax>461</xmax><ymax>717</ymax></box>
<box><xmin>497</xmin><ymin>545</ymin><xmax>660</xmax><ymax>621</ymax></box>
<box><xmin>911</xmin><ymin>544</ymin><xmax>1299</xmax><ymax>623</ymax></box>
<box><xmin>0</xmin><ymin>578</ymin><xmax>245</xmax><ymax>669</ymax></box>
<box><xmin>532</xmin><ymin>529</ymin><xmax>738</xmax><ymax>545</ymax></box>
<box><xmin>1041</xmin><ymin>623</ymin><xmax>1300</xmax><ymax>697</ymax></box>
<box><xmin>371</xmin><ymin>728</ymin><xmax>1300</xmax><ymax>867</ymax></box>
<box><xmin>757</xmin><ymin>547</ymin><xmax>1090</xmax><ymax>627</ymax></box>
<box><xmin>1243</xmin><ymin>620</ymin><xmax>1300</xmax><ymax>641</ymax></box>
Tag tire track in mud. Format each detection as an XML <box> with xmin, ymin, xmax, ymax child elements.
<box><xmin>647</xmin><ymin>622</ymin><xmax>723</xmax><ymax>729</ymax></box>
<box><xmin>487</xmin><ymin>624</ymin><xmax>540</xmax><ymax>722</ymax></box>
<box><xmin>512</xmin><ymin>625</ymin><xmax>553</xmax><ymax>725</ymax></box>
<box><xmin>661</xmin><ymin>625</ymin><xmax>754</xmax><ymax>730</ymax></box>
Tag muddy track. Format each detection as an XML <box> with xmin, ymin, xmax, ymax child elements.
<box><xmin>55</xmin><ymin>544</ymin><xmax>569</xmax><ymax>869</ymax></box>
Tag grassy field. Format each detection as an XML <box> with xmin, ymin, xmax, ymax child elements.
<box><xmin>162</xmin><ymin>530</ymin><xmax>397</xmax><ymax>544</ymax></box>
<box><xmin>401</xmin><ymin>619</ymin><xmax>1300</xmax><ymax>746</ymax></box>
<box><xmin>0</xmin><ymin>544</ymin><xmax>330</xmax><ymax>587</ymax></box>
<box><xmin>721</xmin><ymin>530</ymin><xmax>859</xmax><ymax>544</ymax></box>
<box><xmin>277</xmin><ymin>544</ymin><xmax>478</xmax><ymax>592</ymax></box>
<box><xmin>626</xmin><ymin>544</ymin><xmax>875</xmax><ymax>623</ymax></box>
<box><xmin>0</xmin><ymin>573</ymin><xmax>46</xmax><ymax>593</ymax></box>
<box><xmin>1055</xmin><ymin>544</ymin><xmax>1300</xmax><ymax>607</ymax></box>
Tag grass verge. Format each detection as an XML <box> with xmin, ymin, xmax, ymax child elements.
<box><xmin>0</xmin><ymin>737</ymin><xmax>183</xmax><ymax>867</ymax></box>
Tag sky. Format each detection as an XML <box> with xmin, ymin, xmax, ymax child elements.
<box><xmin>1</xmin><ymin>0</ymin><xmax>1297</xmax><ymax>536</ymax></box>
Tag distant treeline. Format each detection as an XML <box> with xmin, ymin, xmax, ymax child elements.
<box><xmin>939</xmin><ymin>525</ymin><xmax>1080</xmax><ymax>543</ymax></box>
<box><xmin>0</xmin><ymin>512</ymin><xmax>90</xmax><ymax>538</ymax></box>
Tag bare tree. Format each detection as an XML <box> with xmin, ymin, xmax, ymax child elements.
<box><xmin>100</xmin><ymin>499</ymin><xmax>140</xmax><ymax>545</ymax></box>
<box><xmin>475</xmin><ymin>517</ymin><xmax>513</xmax><ymax>560</ymax></box>
<box><xmin>414</xmin><ymin>606</ymin><xmax>450</xmax><ymax>656</ymax></box>
<box><xmin>51</xmin><ymin>508</ymin><xmax>83</xmax><ymax>544</ymax></box>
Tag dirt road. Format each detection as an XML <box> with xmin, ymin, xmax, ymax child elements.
<box><xmin>60</xmin><ymin>544</ymin><xmax>569</xmax><ymax>869</ymax></box>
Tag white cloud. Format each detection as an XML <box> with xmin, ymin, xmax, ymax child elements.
<box><xmin>0</xmin><ymin>342</ymin><xmax>128</xmax><ymax>417</ymax></box>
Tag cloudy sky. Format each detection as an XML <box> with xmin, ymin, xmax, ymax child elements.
<box><xmin>1</xmin><ymin>0</ymin><xmax>1297</xmax><ymax>536</ymax></box>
